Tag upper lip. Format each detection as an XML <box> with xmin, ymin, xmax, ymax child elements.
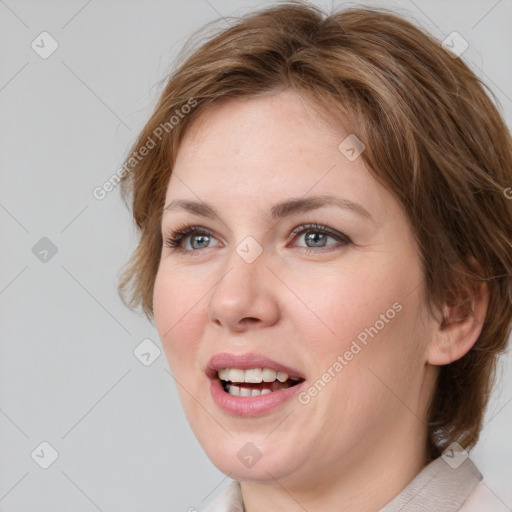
<box><xmin>206</xmin><ymin>352</ymin><xmax>305</xmax><ymax>380</ymax></box>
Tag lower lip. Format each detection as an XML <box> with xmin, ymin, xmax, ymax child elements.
<box><xmin>209</xmin><ymin>378</ymin><xmax>305</xmax><ymax>416</ymax></box>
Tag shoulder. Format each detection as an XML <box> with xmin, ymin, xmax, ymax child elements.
<box><xmin>459</xmin><ymin>480</ymin><xmax>511</xmax><ymax>512</ymax></box>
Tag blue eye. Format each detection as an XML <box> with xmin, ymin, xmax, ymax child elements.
<box><xmin>290</xmin><ymin>223</ymin><xmax>351</xmax><ymax>251</ymax></box>
<box><xmin>164</xmin><ymin>224</ymin><xmax>219</xmax><ymax>251</ymax></box>
<box><xmin>164</xmin><ymin>223</ymin><xmax>351</xmax><ymax>254</ymax></box>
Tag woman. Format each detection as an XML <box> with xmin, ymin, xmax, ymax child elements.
<box><xmin>117</xmin><ymin>2</ymin><xmax>512</xmax><ymax>510</ymax></box>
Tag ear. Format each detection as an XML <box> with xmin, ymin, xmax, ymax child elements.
<box><xmin>427</xmin><ymin>261</ymin><xmax>490</xmax><ymax>366</ymax></box>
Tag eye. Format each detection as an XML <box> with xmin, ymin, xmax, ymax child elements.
<box><xmin>289</xmin><ymin>223</ymin><xmax>351</xmax><ymax>253</ymax></box>
<box><xmin>164</xmin><ymin>224</ymin><xmax>220</xmax><ymax>252</ymax></box>
<box><xmin>163</xmin><ymin>222</ymin><xmax>352</xmax><ymax>254</ymax></box>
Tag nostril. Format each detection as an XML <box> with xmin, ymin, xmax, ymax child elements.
<box><xmin>240</xmin><ymin>317</ymin><xmax>259</xmax><ymax>325</ymax></box>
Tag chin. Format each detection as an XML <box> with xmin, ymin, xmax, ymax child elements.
<box><xmin>191</xmin><ymin>427</ymin><xmax>310</xmax><ymax>484</ymax></box>
<box><xmin>211</xmin><ymin>441</ymin><xmax>294</xmax><ymax>481</ymax></box>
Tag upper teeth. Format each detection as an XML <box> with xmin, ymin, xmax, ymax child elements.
<box><xmin>218</xmin><ymin>368</ymin><xmax>294</xmax><ymax>383</ymax></box>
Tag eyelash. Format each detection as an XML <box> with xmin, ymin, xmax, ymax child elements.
<box><xmin>163</xmin><ymin>222</ymin><xmax>352</xmax><ymax>255</ymax></box>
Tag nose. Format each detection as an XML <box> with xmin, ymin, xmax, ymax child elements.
<box><xmin>207</xmin><ymin>248</ymin><xmax>281</xmax><ymax>333</ymax></box>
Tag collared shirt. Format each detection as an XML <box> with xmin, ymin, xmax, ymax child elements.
<box><xmin>201</xmin><ymin>456</ymin><xmax>509</xmax><ymax>512</ymax></box>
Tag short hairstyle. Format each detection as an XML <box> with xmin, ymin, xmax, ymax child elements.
<box><xmin>118</xmin><ymin>1</ymin><xmax>512</xmax><ymax>461</ymax></box>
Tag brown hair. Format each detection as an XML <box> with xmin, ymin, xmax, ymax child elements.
<box><xmin>118</xmin><ymin>1</ymin><xmax>512</xmax><ymax>461</ymax></box>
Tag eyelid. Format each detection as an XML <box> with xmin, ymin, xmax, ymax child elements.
<box><xmin>287</xmin><ymin>223</ymin><xmax>351</xmax><ymax>245</ymax></box>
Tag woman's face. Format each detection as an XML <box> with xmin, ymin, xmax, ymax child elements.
<box><xmin>153</xmin><ymin>90</ymin><xmax>438</xmax><ymax>489</ymax></box>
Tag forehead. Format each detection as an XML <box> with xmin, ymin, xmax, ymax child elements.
<box><xmin>177</xmin><ymin>90</ymin><xmax>341</xmax><ymax>165</ymax></box>
<box><xmin>165</xmin><ymin>90</ymin><xmax>388</xmax><ymax>217</ymax></box>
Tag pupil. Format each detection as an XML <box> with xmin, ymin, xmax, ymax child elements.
<box><xmin>192</xmin><ymin>235</ymin><xmax>209</xmax><ymax>249</ymax></box>
<box><xmin>306</xmin><ymin>232</ymin><xmax>326</xmax><ymax>247</ymax></box>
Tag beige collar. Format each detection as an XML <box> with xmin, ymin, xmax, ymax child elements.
<box><xmin>203</xmin><ymin>456</ymin><xmax>482</xmax><ymax>512</ymax></box>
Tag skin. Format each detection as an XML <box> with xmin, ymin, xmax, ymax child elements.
<box><xmin>153</xmin><ymin>89</ymin><xmax>489</xmax><ymax>511</ymax></box>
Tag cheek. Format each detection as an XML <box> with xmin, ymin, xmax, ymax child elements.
<box><xmin>288</xmin><ymin>257</ymin><xmax>427</xmax><ymax>389</ymax></box>
<box><xmin>152</xmin><ymin>266</ymin><xmax>204</xmax><ymax>372</ymax></box>
<box><xmin>286</xmin><ymin>261</ymin><xmax>410</xmax><ymax>351</ymax></box>
<box><xmin>322</xmin><ymin>279</ymin><xmax>429</xmax><ymax>421</ymax></box>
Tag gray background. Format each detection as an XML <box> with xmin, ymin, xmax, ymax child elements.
<box><xmin>0</xmin><ymin>0</ymin><xmax>511</xmax><ymax>510</ymax></box>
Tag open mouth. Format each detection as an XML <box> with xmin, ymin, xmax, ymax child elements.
<box><xmin>218</xmin><ymin>368</ymin><xmax>305</xmax><ymax>397</ymax></box>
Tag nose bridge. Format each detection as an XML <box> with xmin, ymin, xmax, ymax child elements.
<box><xmin>207</xmin><ymin>238</ymin><xmax>280</xmax><ymax>330</ymax></box>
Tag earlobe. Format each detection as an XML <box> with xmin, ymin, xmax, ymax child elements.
<box><xmin>427</xmin><ymin>279</ymin><xmax>490</xmax><ymax>366</ymax></box>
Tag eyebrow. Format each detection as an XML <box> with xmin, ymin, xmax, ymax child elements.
<box><xmin>162</xmin><ymin>194</ymin><xmax>373</xmax><ymax>223</ymax></box>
